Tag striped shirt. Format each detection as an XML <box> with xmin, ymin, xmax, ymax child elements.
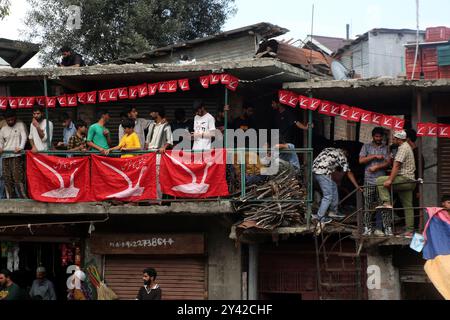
<box><xmin>359</xmin><ymin>142</ymin><xmax>390</xmax><ymax>185</ymax></box>
<box><xmin>313</xmin><ymin>148</ymin><xmax>350</xmax><ymax>175</ymax></box>
<box><xmin>395</xmin><ymin>142</ymin><xmax>416</xmax><ymax>181</ymax></box>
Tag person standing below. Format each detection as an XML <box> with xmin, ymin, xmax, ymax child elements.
<box><xmin>107</xmin><ymin>119</ymin><xmax>141</xmax><ymax>158</ymax></box>
<box><xmin>192</xmin><ymin>101</ymin><xmax>216</xmax><ymax>151</ymax></box>
<box><xmin>29</xmin><ymin>106</ymin><xmax>53</xmax><ymax>153</ymax></box>
<box><xmin>145</xmin><ymin>106</ymin><xmax>173</xmax><ymax>153</ymax></box>
<box><xmin>0</xmin><ymin>269</ymin><xmax>28</xmax><ymax>300</ymax></box>
<box><xmin>87</xmin><ymin>111</ymin><xmax>111</xmax><ymax>155</ymax></box>
<box><xmin>171</xmin><ymin>109</ymin><xmax>193</xmax><ymax>146</ymax></box>
<box><xmin>67</xmin><ymin>120</ymin><xmax>88</xmax><ymax>152</ymax></box>
<box><xmin>376</xmin><ymin>130</ymin><xmax>417</xmax><ymax>238</ymax></box>
<box><xmin>233</xmin><ymin>105</ymin><xmax>256</xmax><ymax>131</ymax></box>
<box><xmin>118</xmin><ymin>107</ymin><xmax>152</xmax><ymax>150</ymax></box>
<box><xmin>0</xmin><ymin>110</ymin><xmax>27</xmax><ymax>199</ymax></box>
<box><xmin>359</xmin><ymin>127</ymin><xmax>391</xmax><ymax>236</ymax></box>
<box><xmin>29</xmin><ymin>267</ymin><xmax>56</xmax><ymax>300</ymax></box>
<box><xmin>136</xmin><ymin>268</ymin><xmax>162</xmax><ymax>300</ymax></box>
<box><xmin>56</xmin><ymin>113</ymin><xmax>76</xmax><ymax>149</ymax></box>
<box><xmin>313</xmin><ymin>147</ymin><xmax>361</xmax><ymax>224</ymax></box>
<box><xmin>58</xmin><ymin>46</ymin><xmax>85</xmax><ymax>67</ymax></box>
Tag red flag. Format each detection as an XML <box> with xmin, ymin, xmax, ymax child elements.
<box><xmin>278</xmin><ymin>90</ymin><xmax>290</xmax><ymax>105</ymax></box>
<box><xmin>17</xmin><ymin>97</ymin><xmax>27</xmax><ymax>109</ymax></box>
<box><xmin>66</xmin><ymin>95</ymin><xmax>77</xmax><ymax>107</ymax></box>
<box><xmin>0</xmin><ymin>97</ymin><xmax>7</xmax><ymax>110</ymax></box>
<box><xmin>45</xmin><ymin>97</ymin><xmax>56</xmax><ymax>108</ymax></box>
<box><xmin>286</xmin><ymin>93</ymin><xmax>298</xmax><ymax>108</ymax></box>
<box><xmin>416</xmin><ymin>123</ymin><xmax>428</xmax><ymax>136</ymax></box>
<box><xmin>178</xmin><ymin>79</ymin><xmax>190</xmax><ymax>91</ymax></box>
<box><xmin>438</xmin><ymin>124</ymin><xmax>450</xmax><ymax>138</ymax></box>
<box><xmin>427</xmin><ymin>123</ymin><xmax>438</xmax><ymax>137</ymax></box>
<box><xmin>372</xmin><ymin>113</ymin><xmax>383</xmax><ymax>125</ymax></box>
<box><xmin>220</xmin><ymin>74</ymin><xmax>231</xmax><ymax>85</ymax></box>
<box><xmin>77</xmin><ymin>92</ymin><xmax>87</xmax><ymax>104</ymax></box>
<box><xmin>381</xmin><ymin>115</ymin><xmax>394</xmax><ymax>128</ymax></box>
<box><xmin>57</xmin><ymin>95</ymin><xmax>68</xmax><ymax>107</ymax></box>
<box><xmin>393</xmin><ymin>117</ymin><xmax>405</xmax><ymax>130</ymax></box>
<box><xmin>138</xmin><ymin>83</ymin><xmax>148</xmax><ymax>97</ymax></box>
<box><xmin>128</xmin><ymin>86</ymin><xmax>138</xmax><ymax>100</ymax></box>
<box><xmin>118</xmin><ymin>87</ymin><xmax>128</xmax><ymax>99</ymax></box>
<box><xmin>86</xmin><ymin>91</ymin><xmax>97</xmax><ymax>104</ymax></box>
<box><xmin>36</xmin><ymin>96</ymin><xmax>46</xmax><ymax>106</ymax></box>
<box><xmin>148</xmin><ymin>83</ymin><xmax>158</xmax><ymax>96</ymax></box>
<box><xmin>226</xmin><ymin>76</ymin><xmax>239</xmax><ymax>91</ymax></box>
<box><xmin>340</xmin><ymin>105</ymin><xmax>351</xmax><ymax>120</ymax></box>
<box><xmin>26</xmin><ymin>152</ymin><xmax>92</xmax><ymax>203</ymax></box>
<box><xmin>8</xmin><ymin>98</ymin><xmax>18</xmax><ymax>109</ymax></box>
<box><xmin>158</xmin><ymin>82</ymin><xmax>168</xmax><ymax>93</ymax></box>
<box><xmin>25</xmin><ymin>97</ymin><xmax>35</xmax><ymax>108</ymax></box>
<box><xmin>210</xmin><ymin>74</ymin><xmax>220</xmax><ymax>85</ymax></box>
<box><xmin>167</xmin><ymin>80</ymin><xmax>178</xmax><ymax>93</ymax></box>
<box><xmin>160</xmin><ymin>150</ymin><xmax>229</xmax><ymax>199</ymax></box>
<box><xmin>318</xmin><ymin>101</ymin><xmax>332</xmax><ymax>115</ymax></box>
<box><xmin>348</xmin><ymin>107</ymin><xmax>362</xmax><ymax>122</ymax></box>
<box><xmin>108</xmin><ymin>89</ymin><xmax>118</xmax><ymax>101</ymax></box>
<box><xmin>98</xmin><ymin>90</ymin><xmax>109</xmax><ymax>103</ymax></box>
<box><xmin>200</xmin><ymin>76</ymin><xmax>210</xmax><ymax>88</ymax></box>
<box><xmin>307</xmin><ymin>98</ymin><xmax>321</xmax><ymax>111</ymax></box>
<box><xmin>360</xmin><ymin>110</ymin><xmax>373</xmax><ymax>124</ymax></box>
<box><xmin>329</xmin><ymin>103</ymin><xmax>341</xmax><ymax>116</ymax></box>
<box><xmin>298</xmin><ymin>95</ymin><xmax>310</xmax><ymax>110</ymax></box>
<box><xmin>90</xmin><ymin>154</ymin><xmax>157</xmax><ymax>202</ymax></box>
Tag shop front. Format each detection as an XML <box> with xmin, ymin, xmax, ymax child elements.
<box><xmin>90</xmin><ymin>233</ymin><xmax>207</xmax><ymax>300</ymax></box>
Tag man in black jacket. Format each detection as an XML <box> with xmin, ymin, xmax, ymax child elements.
<box><xmin>58</xmin><ymin>46</ymin><xmax>85</xmax><ymax>67</ymax></box>
<box><xmin>136</xmin><ymin>268</ymin><xmax>162</xmax><ymax>300</ymax></box>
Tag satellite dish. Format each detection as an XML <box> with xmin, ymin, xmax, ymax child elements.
<box><xmin>331</xmin><ymin>60</ymin><xmax>350</xmax><ymax>80</ymax></box>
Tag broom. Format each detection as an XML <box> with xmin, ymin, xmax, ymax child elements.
<box><xmin>86</xmin><ymin>265</ymin><xmax>119</xmax><ymax>300</ymax></box>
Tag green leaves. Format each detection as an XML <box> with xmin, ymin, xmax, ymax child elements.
<box><xmin>24</xmin><ymin>0</ymin><xmax>236</xmax><ymax>66</ymax></box>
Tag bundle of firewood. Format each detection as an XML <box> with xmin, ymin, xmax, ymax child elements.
<box><xmin>234</xmin><ymin>166</ymin><xmax>307</xmax><ymax>230</ymax></box>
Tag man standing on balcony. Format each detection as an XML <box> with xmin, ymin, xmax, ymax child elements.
<box><xmin>56</xmin><ymin>113</ymin><xmax>76</xmax><ymax>149</ymax></box>
<box><xmin>0</xmin><ymin>109</ymin><xmax>27</xmax><ymax>199</ymax></box>
<box><xmin>359</xmin><ymin>127</ymin><xmax>391</xmax><ymax>236</ymax></box>
<box><xmin>376</xmin><ymin>130</ymin><xmax>416</xmax><ymax>238</ymax></box>
<box><xmin>119</xmin><ymin>107</ymin><xmax>153</xmax><ymax>150</ymax></box>
<box><xmin>192</xmin><ymin>101</ymin><xmax>216</xmax><ymax>151</ymax></box>
<box><xmin>87</xmin><ymin>111</ymin><xmax>111</xmax><ymax>155</ymax></box>
<box><xmin>313</xmin><ymin>147</ymin><xmax>361</xmax><ymax>224</ymax></box>
<box><xmin>29</xmin><ymin>106</ymin><xmax>53</xmax><ymax>153</ymax></box>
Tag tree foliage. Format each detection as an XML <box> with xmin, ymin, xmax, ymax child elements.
<box><xmin>0</xmin><ymin>0</ymin><xmax>11</xmax><ymax>20</ymax></box>
<box><xmin>24</xmin><ymin>0</ymin><xmax>236</xmax><ymax>66</ymax></box>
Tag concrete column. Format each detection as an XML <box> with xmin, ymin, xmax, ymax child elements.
<box><xmin>367</xmin><ymin>250</ymin><xmax>401</xmax><ymax>300</ymax></box>
<box><xmin>248</xmin><ymin>244</ymin><xmax>258</xmax><ymax>300</ymax></box>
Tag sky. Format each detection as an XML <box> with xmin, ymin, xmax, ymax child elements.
<box><xmin>1</xmin><ymin>0</ymin><xmax>450</xmax><ymax>68</ymax></box>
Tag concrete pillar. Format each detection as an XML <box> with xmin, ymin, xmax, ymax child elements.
<box><xmin>367</xmin><ymin>250</ymin><xmax>401</xmax><ymax>300</ymax></box>
<box><xmin>248</xmin><ymin>244</ymin><xmax>258</xmax><ymax>300</ymax></box>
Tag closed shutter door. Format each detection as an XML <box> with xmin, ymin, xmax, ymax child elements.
<box><xmin>438</xmin><ymin>138</ymin><xmax>450</xmax><ymax>197</ymax></box>
<box><xmin>104</xmin><ymin>256</ymin><xmax>207</xmax><ymax>300</ymax></box>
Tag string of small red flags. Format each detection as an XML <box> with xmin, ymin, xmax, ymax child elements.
<box><xmin>417</xmin><ymin>123</ymin><xmax>450</xmax><ymax>138</ymax></box>
<box><xmin>278</xmin><ymin>90</ymin><xmax>407</xmax><ymax>130</ymax></box>
<box><xmin>0</xmin><ymin>73</ymin><xmax>240</xmax><ymax>110</ymax></box>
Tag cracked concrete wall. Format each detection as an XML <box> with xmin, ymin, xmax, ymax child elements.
<box><xmin>367</xmin><ymin>249</ymin><xmax>401</xmax><ymax>300</ymax></box>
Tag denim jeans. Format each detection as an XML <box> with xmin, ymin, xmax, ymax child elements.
<box><xmin>314</xmin><ymin>174</ymin><xmax>339</xmax><ymax>218</ymax></box>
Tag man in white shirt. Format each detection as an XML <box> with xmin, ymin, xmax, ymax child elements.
<box><xmin>118</xmin><ymin>107</ymin><xmax>152</xmax><ymax>149</ymax></box>
<box><xmin>29</xmin><ymin>106</ymin><xmax>53</xmax><ymax>153</ymax></box>
<box><xmin>0</xmin><ymin>109</ymin><xmax>28</xmax><ymax>198</ymax></box>
<box><xmin>192</xmin><ymin>101</ymin><xmax>216</xmax><ymax>151</ymax></box>
<box><xmin>145</xmin><ymin>106</ymin><xmax>173</xmax><ymax>153</ymax></box>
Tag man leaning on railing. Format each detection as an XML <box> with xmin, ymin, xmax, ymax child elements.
<box><xmin>376</xmin><ymin>130</ymin><xmax>417</xmax><ymax>238</ymax></box>
<box><xmin>0</xmin><ymin>109</ymin><xmax>27</xmax><ymax>198</ymax></box>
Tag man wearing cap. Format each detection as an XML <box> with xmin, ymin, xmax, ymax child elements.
<box><xmin>136</xmin><ymin>267</ymin><xmax>162</xmax><ymax>300</ymax></box>
<box><xmin>376</xmin><ymin>130</ymin><xmax>417</xmax><ymax>238</ymax></box>
<box><xmin>29</xmin><ymin>266</ymin><xmax>56</xmax><ymax>300</ymax></box>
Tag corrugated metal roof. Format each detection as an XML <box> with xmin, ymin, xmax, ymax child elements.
<box><xmin>0</xmin><ymin>38</ymin><xmax>39</xmax><ymax>68</ymax></box>
<box><xmin>110</xmin><ymin>22</ymin><xmax>289</xmax><ymax>65</ymax></box>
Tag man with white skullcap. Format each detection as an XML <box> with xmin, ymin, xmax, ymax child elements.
<box><xmin>376</xmin><ymin>130</ymin><xmax>417</xmax><ymax>238</ymax></box>
<box><xmin>29</xmin><ymin>266</ymin><xmax>56</xmax><ymax>300</ymax></box>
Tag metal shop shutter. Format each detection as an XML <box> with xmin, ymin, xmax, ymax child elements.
<box><xmin>438</xmin><ymin>137</ymin><xmax>450</xmax><ymax>198</ymax></box>
<box><xmin>104</xmin><ymin>256</ymin><xmax>207</xmax><ymax>300</ymax></box>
